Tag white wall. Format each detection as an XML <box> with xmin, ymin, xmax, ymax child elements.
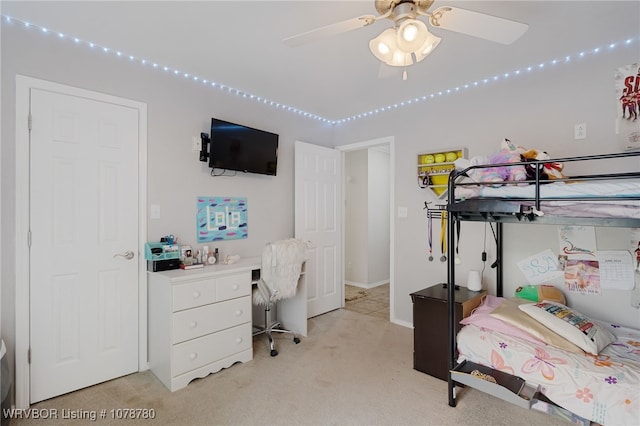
<box><xmin>345</xmin><ymin>150</ymin><xmax>368</xmax><ymax>284</ymax></box>
<box><xmin>344</xmin><ymin>148</ymin><xmax>390</xmax><ymax>288</ymax></box>
<box><xmin>0</xmin><ymin>21</ymin><xmax>334</xmax><ymax>385</ymax></box>
<box><xmin>367</xmin><ymin>148</ymin><xmax>390</xmax><ymax>285</ymax></box>
<box><xmin>336</xmin><ymin>33</ymin><xmax>640</xmax><ymax>328</ymax></box>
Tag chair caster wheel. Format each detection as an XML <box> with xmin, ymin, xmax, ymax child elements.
<box><xmin>293</xmin><ymin>337</ymin><xmax>300</xmax><ymax>344</ymax></box>
<box><xmin>270</xmin><ymin>349</ymin><xmax>278</xmax><ymax>357</ymax></box>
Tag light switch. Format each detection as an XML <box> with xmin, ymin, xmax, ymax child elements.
<box><xmin>151</xmin><ymin>204</ymin><xmax>161</xmax><ymax>219</ymax></box>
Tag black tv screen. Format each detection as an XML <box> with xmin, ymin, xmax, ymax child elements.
<box><xmin>209</xmin><ymin>118</ymin><xmax>278</xmax><ymax>176</ymax></box>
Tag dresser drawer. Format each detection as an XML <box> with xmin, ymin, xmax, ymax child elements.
<box><xmin>172</xmin><ymin>278</ymin><xmax>217</xmax><ymax>311</ymax></box>
<box><xmin>172</xmin><ymin>296</ymin><xmax>251</xmax><ymax>344</ymax></box>
<box><xmin>173</xmin><ymin>322</ymin><xmax>252</xmax><ymax>376</ymax></box>
<box><xmin>216</xmin><ymin>271</ymin><xmax>251</xmax><ymax>301</ymax></box>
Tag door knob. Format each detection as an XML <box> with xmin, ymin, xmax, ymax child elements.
<box><xmin>113</xmin><ymin>250</ymin><xmax>135</xmax><ymax>260</ymax></box>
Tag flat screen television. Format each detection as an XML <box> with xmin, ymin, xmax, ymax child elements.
<box><xmin>208</xmin><ymin>118</ymin><xmax>279</xmax><ymax>176</ymax></box>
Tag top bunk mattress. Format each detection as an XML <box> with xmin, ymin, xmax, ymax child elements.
<box><xmin>455</xmin><ymin>178</ymin><xmax>640</xmax><ymax>201</ymax></box>
<box><xmin>453</xmin><ymin>178</ymin><xmax>640</xmax><ymax>220</ymax></box>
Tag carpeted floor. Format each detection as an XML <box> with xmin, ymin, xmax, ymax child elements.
<box><xmin>8</xmin><ymin>308</ymin><xmax>571</xmax><ymax>426</ymax></box>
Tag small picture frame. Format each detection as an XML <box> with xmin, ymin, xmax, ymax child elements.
<box><xmin>180</xmin><ymin>245</ymin><xmax>192</xmax><ymax>260</ymax></box>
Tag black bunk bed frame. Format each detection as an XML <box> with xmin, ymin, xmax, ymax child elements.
<box><xmin>444</xmin><ymin>150</ymin><xmax>640</xmax><ymax>408</ymax></box>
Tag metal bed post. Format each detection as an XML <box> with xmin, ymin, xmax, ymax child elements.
<box><xmin>496</xmin><ymin>222</ymin><xmax>503</xmax><ymax>297</ymax></box>
<box><xmin>447</xmin><ymin>214</ymin><xmax>457</xmax><ymax>406</ymax></box>
<box><xmin>447</xmin><ymin>175</ymin><xmax>457</xmax><ymax>407</ymax></box>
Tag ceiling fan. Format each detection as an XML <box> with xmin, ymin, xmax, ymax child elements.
<box><xmin>284</xmin><ymin>0</ymin><xmax>528</xmax><ymax>79</ymax></box>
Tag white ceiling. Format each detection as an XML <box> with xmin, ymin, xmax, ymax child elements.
<box><xmin>3</xmin><ymin>1</ymin><xmax>639</xmax><ymax>121</ymax></box>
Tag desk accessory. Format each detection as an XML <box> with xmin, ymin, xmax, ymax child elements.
<box><xmin>145</xmin><ymin>242</ymin><xmax>180</xmax><ymax>261</ymax></box>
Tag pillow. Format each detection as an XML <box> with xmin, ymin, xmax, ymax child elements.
<box><xmin>490</xmin><ymin>298</ymin><xmax>584</xmax><ymax>354</ymax></box>
<box><xmin>459</xmin><ymin>295</ymin><xmax>545</xmax><ymax>345</ymax></box>
<box><xmin>518</xmin><ymin>300</ymin><xmax>616</xmax><ymax>355</ymax></box>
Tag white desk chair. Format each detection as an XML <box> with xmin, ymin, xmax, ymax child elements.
<box><xmin>252</xmin><ymin>238</ymin><xmax>309</xmax><ymax>356</ymax></box>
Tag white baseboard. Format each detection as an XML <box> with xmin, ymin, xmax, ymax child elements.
<box><xmin>391</xmin><ymin>318</ymin><xmax>413</xmax><ymax>329</ymax></box>
<box><xmin>345</xmin><ymin>280</ymin><xmax>389</xmax><ymax>290</ymax></box>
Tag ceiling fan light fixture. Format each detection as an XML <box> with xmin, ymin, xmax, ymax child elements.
<box><xmin>369</xmin><ymin>28</ymin><xmax>397</xmax><ymax>63</ymax></box>
<box><xmin>389</xmin><ymin>50</ymin><xmax>413</xmax><ymax>67</ymax></box>
<box><xmin>422</xmin><ymin>32</ymin><xmax>441</xmax><ymax>53</ymax></box>
<box><xmin>396</xmin><ymin>19</ymin><xmax>429</xmax><ymax>53</ymax></box>
<box><xmin>413</xmin><ymin>32</ymin><xmax>442</xmax><ymax>63</ymax></box>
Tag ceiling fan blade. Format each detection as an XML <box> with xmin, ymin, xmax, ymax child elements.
<box><xmin>429</xmin><ymin>6</ymin><xmax>528</xmax><ymax>45</ymax></box>
<box><xmin>283</xmin><ymin>15</ymin><xmax>377</xmax><ymax>47</ymax></box>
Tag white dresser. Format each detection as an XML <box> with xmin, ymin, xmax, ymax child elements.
<box><xmin>148</xmin><ymin>257</ymin><xmax>260</xmax><ymax>391</ymax></box>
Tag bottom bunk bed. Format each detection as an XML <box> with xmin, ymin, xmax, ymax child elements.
<box><xmin>444</xmin><ymin>151</ymin><xmax>640</xmax><ymax>425</ymax></box>
<box><xmin>453</xmin><ymin>296</ymin><xmax>640</xmax><ymax>425</ymax></box>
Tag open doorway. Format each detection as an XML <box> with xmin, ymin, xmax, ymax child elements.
<box><xmin>336</xmin><ymin>137</ymin><xmax>394</xmax><ymax>321</ymax></box>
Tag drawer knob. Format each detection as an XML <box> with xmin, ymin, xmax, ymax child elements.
<box><xmin>189</xmin><ymin>321</ymin><xmax>198</xmax><ymax>328</ymax></box>
<box><xmin>232</xmin><ymin>284</ymin><xmax>239</xmax><ymax>290</ymax></box>
<box><xmin>189</xmin><ymin>352</ymin><xmax>198</xmax><ymax>360</ymax></box>
<box><xmin>192</xmin><ymin>291</ymin><xmax>201</xmax><ymax>298</ymax></box>
<box><xmin>235</xmin><ymin>337</ymin><xmax>243</xmax><ymax>344</ymax></box>
<box><xmin>235</xmin><ymin>310</ymin><xmax>242</xmax><ymax>316</ymax></box>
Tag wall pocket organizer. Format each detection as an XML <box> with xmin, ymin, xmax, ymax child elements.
<box><xmin>418</xmin><ymin>148</ymin><xmax>467</xmax><ymax>197</ymax></box>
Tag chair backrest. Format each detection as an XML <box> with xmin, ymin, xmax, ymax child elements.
<box><xmin>253</xmin><ymin>238</ymin><xmax>309</xmax><ymax>305</ymax></box>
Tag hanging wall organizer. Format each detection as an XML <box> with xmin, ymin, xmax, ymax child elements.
<box><xmin>418</xmin><ymin>148</ymin><xmax>467</xmax><ymax>197</ymax></box>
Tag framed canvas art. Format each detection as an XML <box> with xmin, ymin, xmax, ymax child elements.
<box><xmin>197</xmin><ymin>196</ymin><xmax>248</xmax><ymax>242</ymax></box>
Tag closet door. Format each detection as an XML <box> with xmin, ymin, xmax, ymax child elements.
<box><xmin>29</xmin><ymin>87</ymin><xmax>140</xmax><ymax>403</ymax></box>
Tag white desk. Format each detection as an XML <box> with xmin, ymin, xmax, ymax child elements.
<box><xmin>148</xmin><ymin>256</ymin><xmax>307</xmax><ymax>391</ymax></box>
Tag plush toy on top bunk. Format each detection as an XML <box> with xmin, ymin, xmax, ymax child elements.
<box><xmin>455</xmin><ymin>138</ymin><xmax>527</xmax><ymax>186</ymax></box>
<box><xmin>455</xmin><ymin>139</ymin><xmax>566</xmax><ymax>186</ymax></box>
<box><xmin>520</xmin><ymin>148</ymin><xmax>567</xmax><ymax>181</ymax></box>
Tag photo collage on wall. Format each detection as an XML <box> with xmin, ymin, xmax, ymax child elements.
<box><xmin>556</xmin><ymin>226</ymin><xmax>636</xmax><ymax>295</ymax></box>
<box><xmin>516</xmin><ymin>228</ymin><xmax>637</xmax><ymax>296</ymax></box>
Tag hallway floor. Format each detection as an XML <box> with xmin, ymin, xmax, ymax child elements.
<box><xmin>343</xmin><ymin>283</ymin><xmax>389</xmax><ymax>321</ymax></box>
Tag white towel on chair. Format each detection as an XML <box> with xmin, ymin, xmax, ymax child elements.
<box><xmin>253</xmin><ymin>238</ymin><xmax>310</xmax><ymax>305</ymax></box>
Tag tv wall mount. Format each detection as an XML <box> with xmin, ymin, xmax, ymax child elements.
<box><xmin>199</xmin><ymin>132</ymin><xmax>210</xmax><ymax>162</ymax></box>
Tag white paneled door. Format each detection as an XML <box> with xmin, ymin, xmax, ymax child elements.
<box><xmin>29</xmin><ymin>88</ymin><xmax>140</xmax><ymax>403</ymax></box>
<box><xmin>294</xmin><ymin>141</ymin><xmax>342</xmax><ymax>318</ymax></box>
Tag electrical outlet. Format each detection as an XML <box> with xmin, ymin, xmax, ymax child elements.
<box><xmin>574</xmin><ymin>123</ymin><xmax>586</xmax><ymax>140</ymax></box>
<box><xmin>192</xmin><ymin>136</ymin><xmax>201</xmax><ymax>152</ymax></box>
<box><xmin>398</xmin><ymin>207</ymin><xmax>408</xmax><ymax>218</ymax></box>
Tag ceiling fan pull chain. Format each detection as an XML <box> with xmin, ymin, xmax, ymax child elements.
<box><xmin>402</xmin><ymin>68</ymin><xmax>408</xmax><ymax>80</ymax></box>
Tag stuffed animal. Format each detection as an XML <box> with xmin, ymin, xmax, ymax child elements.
<box><xmin>520</xmin><ymin>149</ymin><xmax>566</xmax><ymax>180</ymax></box>
<box><xmin>465</xmin><ymin>139</ymin><xmax>527</xmax><ymax>186</ymax></box>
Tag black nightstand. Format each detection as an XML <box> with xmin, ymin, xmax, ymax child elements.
<box><xmin>410</xmin><ymin>284</ymin><xmax>486</xmax><ymax>381</ymax></box>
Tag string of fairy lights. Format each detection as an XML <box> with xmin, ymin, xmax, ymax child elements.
<box><xmin>2</xmin><ymin>14</ymin><xmax>637</xmax><ymax>126</ymax></box>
